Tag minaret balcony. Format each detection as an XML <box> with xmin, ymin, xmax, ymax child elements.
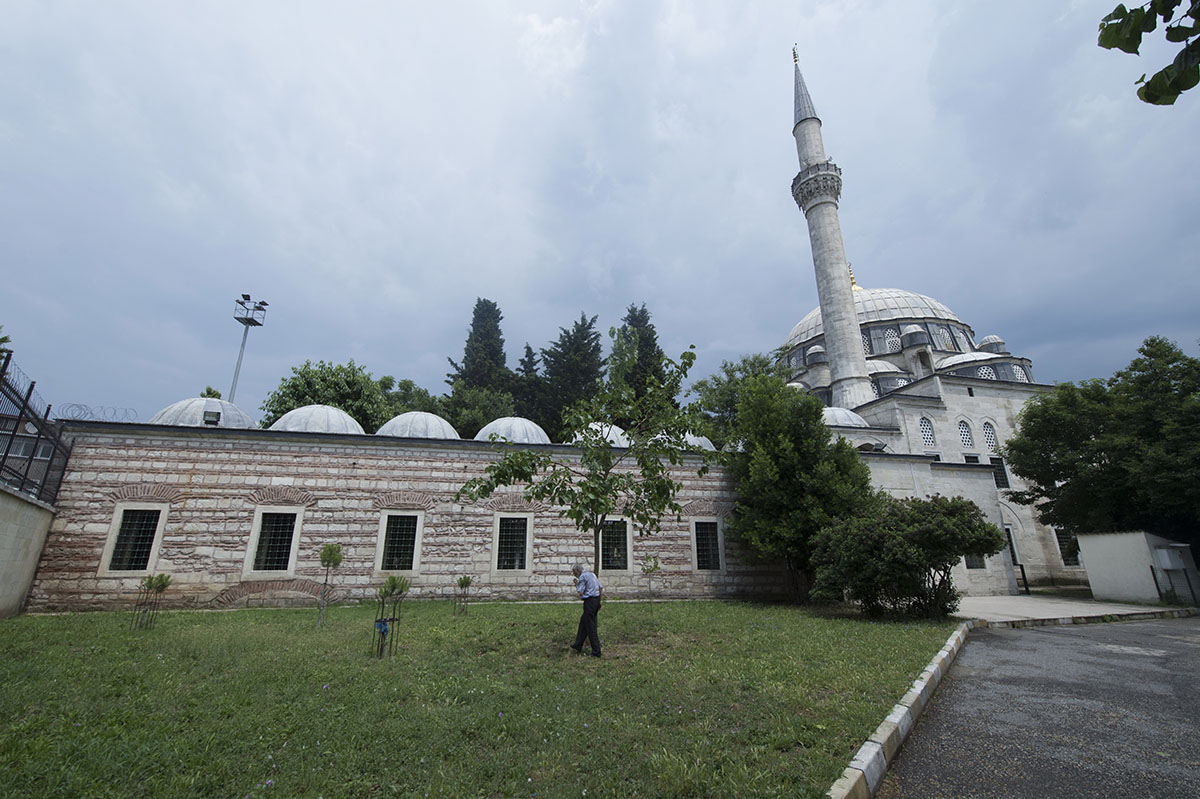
<box><xmin>792</xmin><ymin>161</ymin><xmax>843</xmax><ymax>212</ymax></box>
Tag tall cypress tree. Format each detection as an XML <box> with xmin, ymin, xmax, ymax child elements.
<box><xmin>514</xmin><ymin>343</ymin><xmax>548</xmax><ymax>430</ymax></box>
<box><xmin>618</xmin><ymin>303</ymin><xmax>667</xmax><ymax>402</ymax></box>
<box><xmin>447</xmin><ymin>298</ymin><xmax>512</xmax><ymax>393</ymax></box>
<box><xmin>541</xmin><ymin>313</ymin><xmax>604</xmax><ymax>441</ymax></box>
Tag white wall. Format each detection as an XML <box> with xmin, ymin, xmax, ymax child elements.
<box><xmin>0</xmin><ymin>483</ymin><xmax>55</xmax><ymax>617</ymax></box>
<box><xmin>1077</xmin><ymin>532</ymin><xmax>1200</xmax><ymax>604</ymax></box>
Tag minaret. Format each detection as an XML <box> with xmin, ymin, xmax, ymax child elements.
<box><xmin>790</xmin><ymin>50</ymin><xmax>874</xmax><ymax>409</ymax></box>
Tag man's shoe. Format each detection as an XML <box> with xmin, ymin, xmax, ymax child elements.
<box><xmin>590</xmin><ymin>652</ymin><xmax>602</xmax><ymax>658</ymax></box>
<box><xmin>569</xmin><ymin>644</ymin><xmax>582</xmax><ymax>654</ymax></box>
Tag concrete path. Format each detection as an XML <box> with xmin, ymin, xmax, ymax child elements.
<box><xmin>877</xmin><ymin>615</ymin><xmax>1200</xmax><ymax>798</ymax></box>
<box><xmin>954</xmin><ymin>594</ymin><xmax>1180</xmax><ymax>625</ymax></box>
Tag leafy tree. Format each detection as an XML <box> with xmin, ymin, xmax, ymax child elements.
<box><xmin>260</xmin><ymin>359</ymin><xmax>390</xmax><ymax>432</ymax></box>
<box><xmin>458</xmin><ymin>332</ymin><xmax>710</xmax><ymax>570</ymax></box>
<box><xmin>811</xmin><ymin>495</ymin><xmax>1005</xmax><ymax>618</ymax></box>
<box><xmin>690</xmin><ymin>353</ymin><xmax>781</xmax><ymax>451</ymax></box>
<box><xmin>378</xmin><ymin>376</ymin><xmax>440</xmax><ymax>417</ymax></box>
<box><xmin>513</xmin><ymin>343</ymin><xmax>549</xmax><ymax>430</ymax></box>
<box><xmin>1099</xmin><ymin>1</ymin><xmax>1200</xmax><ymax>104</ymax></box>
<box><xmin>201</xmin><ymin>386</ymin><xmax>222</xmax><ymax>399</ymax></box>
<box><xmin>441</xmin><ymin>383</ymin><xmax>515</xmax><ymax>439</ymax></box>
<box><xmin>1003</xmin><ymin>336</ymin><xmax>1200</xmax><ymax>551</ymax></box>
<box><xmin>0</xmin><ymin>325</ymin><xmax>11</xmax><ymax>350</ymax></box>
<box><xmin>447</xmin><ymin>298</ymin><xmax>512</xmax><ymax>392</ymax></box>
<box><xmin>725</xmin><ymin>373</ymin><xmax>873</xmax><ymax>600</ymax></box>
<box><xmin>540</xmin><ymin>313</ymin><xmax>605</xmax><ymax>442</ymax></box>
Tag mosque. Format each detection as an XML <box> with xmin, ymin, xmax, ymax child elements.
<box><xmin>16</xmin><ymin>59</ymin><xmax>1085</xmax><ymax>612</ymax></box>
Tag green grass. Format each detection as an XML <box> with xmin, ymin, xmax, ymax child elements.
<box><xmin>0</xmin><ymin>601</ymin><xmax>953</xmax><ymax>798</ymax></box>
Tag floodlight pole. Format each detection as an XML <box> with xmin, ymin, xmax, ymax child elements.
<box><xmin>229</xmin><ymin>295</ymin><xmax>268</xmax><ymax>403</ymax></box>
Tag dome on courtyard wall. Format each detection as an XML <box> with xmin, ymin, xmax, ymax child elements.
<box><xmin>573</xmin><ymin>422</ymin><xmax>630</xmax><ymax>448</ymax></box>
<box><xmin>685</xmin><ymin>433</ymin><xmax>717</xmax><ymax>451</ymax></box>
<box><xmin>822</xmin><ymin>407</ymin><xmax>870</xmax><ymax>428</ymax></box>
<box><xmin>148</xmin><ymin>397</ymin><xmax>257</xmax><ymax>429</ymax></box>
<box><xmin>376</xmin><ymin>411</ymin><xmax>459</xmax><ymax>439</ymax></box>
<box><xmin>784</xmin><ymin>287</ymin><xmax>964</xmax><ymax>350</ymax></box>
<box><xmin>268</xmin><ymin>405</ymin><xmax>365</xmax><ymax>434</ymax></box>
<box><xmin>475</xmin><ymin>416</ymin><xmax>552</xmax><ymax>445</ymax></box>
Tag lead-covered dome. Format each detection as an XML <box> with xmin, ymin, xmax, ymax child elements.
<box><xmin>822</xmin><ymin>407</ymin><xmax>870</xmax><ymax>428</ymax></box>
<box><xmin>784</xmin><ymin>287</ymin><xmax>963</xmax><ymax>350</ymax></box>
<box><xmin>475</xmin><ymin>416</ymin><xmax>552</xmax><ymax>445</ymax></box>
<box><xmin>376</xmin><ymin>411</ymin><xmax>459</xmax><ymax>439</ymax></box>
<box><xmin>148</xmin><ymin>397</ymin><xmax>256</xmax><ymax>429</ymax></box>
<box><xmin>268</xmin><ymin>405</ymin><xmax>365</xmax><ymax>434</ymax></box>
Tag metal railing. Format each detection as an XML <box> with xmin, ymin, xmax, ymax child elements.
<box><xmin>0</xmin><ymin>350</ymin><xmax>71</xmax><ymax>504</ymax></box>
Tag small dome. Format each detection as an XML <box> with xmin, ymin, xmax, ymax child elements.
<box><xmin>684</xmin><ymin>433</ymin><xmax>717</xmax><ymax>451</ymax></box>
<box><xmin>475</xmin><ymin>416</ymin><xmax>552</xmax><ymax>445</ymax></box>
<box><xmin>269</xmin><ymin>405</ymin><xmax>365</xmax><ymax>434</ymax></box>
<box><xmin>148</xmin><ymin>397</ymin><xmax>256</xmax><ymax>429</ymax></box>
<box><xmin>573</xmin><ymin>422</ymin><xmax>629</xmax><ymax>448</ymax></box>
<box><xmin>900</xmin><ymin>324</ymin><xmax>924</xmax><ymax>337</ymax></box>
<box><xmin>978</xmin><ymin>334</ymin><xmax>1008</xmax><ymax>354</ymax></box>
<box><xmin>376</xmin><ymin>411</ymin><xmax>459</xmax><ymax>439</ymax></box>
<box><xmin>822</xmin><ymin>407</ymin><xmax>870</xmax><ymax>428</ymax></box>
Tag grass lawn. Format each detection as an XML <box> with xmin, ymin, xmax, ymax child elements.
<box><xmin>0</xmin><ymin>600</ymin><xmax>953</xmax><ymax>798</ymax></box>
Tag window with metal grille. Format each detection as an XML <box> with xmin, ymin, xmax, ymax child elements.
<box><xmin>1004</xmin><ymin>524</ymin><xmax>1020</xmax><ymax>565</ymax></box>
<box><xmin>919</xmin><ymin>418</ymin><xmax>936</xmax><ymax>448</ymax></box>
<box><xmin>958</xmin><ymin>421</ymin><xmax>974</xmax><ymax>449</ymax></box>
<box><xmin>601</xmin><ymin>519</ymin><xmax>628</xmax><ymax>571</ymax></box>
<box><xmin>382</xmin><ymin>514</ymin><xmax>418</xmax><ymax>570</ymax></box>
<box><xmin>895</xmin><ymin>377</ymin><xmax>910</xmax><ymax>387</ymax></box>
<box><xmin>253</xmin><ymin>512</ymin><xmax>296</xmax><ymax>571</ymax></box>
<box><xmin>871</xmin><ymin>381</ymin><xmax>880</xmax><ymax>398</ymax></box>
<box><xmin>983</xmin><ymin>422</ymin><xmax>998</xmax><ymax>452</ymax></box>
<box><xmin>953</xmin><ymin>328</ymin><xmax>972</xmax><ymax>352</ymax></box>
<box><xmin>109</xmin><ymin>509</ymin><xmax>161</xmax><ymax>571</ymax></box>
<box><xmin>964</xmin><ymin>554</ymin><xmax>986</xmax><ymax>569</ymax></box>
<box><xmin>1012</xmin><ymin>365</ymin><xmax>1030</xmax><ymax>383</ymax></box>
<box><xmin>990</xmin><ymin>456</ymin><xmax>1010</xmax><ymax>489</ymax></box>
<box><xmin>964</xmin><ymin>455</ymin><xmax>980</xmax><ymax>463</ymax></box>
<box><xmin>694</xmin><ymin>521</ymin><xmax>721</xmax><ymax>570</ymax></box>
<box><xmin>861</xmin><ymin>332</ymin><xmax>871</xmax><ymax>356</ymax></box>
<box><xmin>977</xmin><ymin>365</ymin><xmax>997</xmax><ymax>380</ymax></box>
<box><xmin>1056</xmin><ymin>529</ymin><xmax>1080</xmax><ymax>566</ymax></box>
<box><xmin>938</xmin><ymin>327</ymin><xmax>956</xmax><ymax>351</ymax></box>
<box><xmin>884</xmin><ymin>328</ymin><xmax>901</xmax><ymax>353</ymax></box>
<box><xmin>496</xmin><ymin>517</ymin><xmax>527</xmax><ymax>570</ymax></box>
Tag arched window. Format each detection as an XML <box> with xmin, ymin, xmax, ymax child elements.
<box><xmin>938</xmin><ymin>327</ymin><xmax>956</xmax><ymax>351</ymax></box>
<box><xmin>861</xmin><ymin>331</ymin><xmax>871</xmax><ymax>356</ymax></box>
<box><xmin>958</xmin><ymin>421</ymin><xmax>975</xmax><ymax>449</ymax></box>
<box><xmin>1012</xmin><ymin>365</ymin><xmax>1029</xmax><ymax>383</ymax></box>
<box><xmin>977</xmin><ymin>365</ymin><xmax>997</xmax><ymax>380</ymax></box>
<box><xmin>983</xmin><ymin>422</ymin><xmax>998</xmax><ymax>452</ymax></box>
<box><xmin>919</xmin><ymin>418</ymin><xmax>936</xmax><ymax>449</ymax></box>
<box><xmin>884</xmin><ymin>328</ymin><xmax>901</xmax><ymax>353</ymax></box>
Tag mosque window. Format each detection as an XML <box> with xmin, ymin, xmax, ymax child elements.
<box><xmin>1005</xmin><ymin>525</ymin><xmax>1020</xmax><ymax>566</ymax></box>
<box><xmin>862</xmin><ymin>332</ymin><xmax>871</xmax><ymax>356</ymax></box>
<box><xmin>958</xmin><ymin>421</ymin><xmax>975</xmax><ymax>449</ymax></box>
<box><xmin>938</xmin><ymin>327</ymin><xmax>956</xmax><ymax>351</ymax></box>
<box><xmin>983</xmin><ymin>422</ymin><xmax>998</xmax><ymax>452</ymax></box>
<box><xmin>871</xmin><ymin>381</ymin><xmax>880</xmax><ymax>398</ymax></box>
<box><xmin>919</xmin><ymin>418</ymin><xmax>936</xmax><ymax>449</ymax></box>
<box><xmin>247</xmin><ymin>509</ymin><xmax>301</xmax><ymax>574</ymax></box>
<box><xmin>895</xmin><ymin>377</ymin><xmax>910</xmax><ymax>387</ymax></box>
<box><xmin>601</xmin><ymin>519</ymin><xmax>630</xmax><ymax>572</ymax></box>
<box><xmin>693</xmin><ymin>520</ymin><xmax>722</xmax><ymax>571</ymax></box>
<box><xmin>990</xmin><ymin>457</ymin><xmax>1010</xmax><ymax>489</ymax></box>
<box><xmin>1012</xmin><ymin>365</ymin><xmax>1030</xmax><ymax>383</ymax></box>
<box><xmin>494</xmin><ymin>515</ymin><xmax>531</xmax><ymax>571</ymax></box>
<box><xmin>953</xmin><ymin>328</ymin><xmax>972</xmax><ymax>352</ymax></box>
<box><xmin>378</xmin><ymin>512</ymin><xmax>423</xmax><ymax>572</ymax></box>
<box><xmin>1056</xmin><ymin>529</ymin><xmax>1081</xmax><ymax>566</ymax></box>
<box><xmin>102</xmin><ymin>504</ymin><xmax>168</xmax><ymax>574</ymax></box>
<box><xmin>977</xmin><ymin>366</ymin><xmax>997</xmax><ymax>380</ymax></box>
<box><xmin>884</xmin><ymin>328</ymin><xmax>901</xmax><ymax>353</ymax></box>
<box><xmin>964</xmin><ymin>554</ymin><xmax>986</xmax><ymax>570</ymax></box>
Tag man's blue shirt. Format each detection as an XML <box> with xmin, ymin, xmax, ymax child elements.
<box><xmin>576</xmin><ymin>570</ymin><xmax>601</xmax><ymax>599</ymax></box>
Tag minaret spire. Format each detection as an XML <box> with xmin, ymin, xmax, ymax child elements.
<box><xmin>790</xmin><ymin>55</ymin><xmax>874</xmax><ymax>409</ymax></box>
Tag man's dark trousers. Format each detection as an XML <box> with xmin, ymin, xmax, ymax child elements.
<box><xmin>573</xmin><ymin>596</ymin><xmax>601</xmax><ymax>656</ymax></box>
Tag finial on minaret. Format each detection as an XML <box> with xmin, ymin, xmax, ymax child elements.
<box><xmin>848</xmin><ymin>263</ymin><xmax>863</xmax><ymax>291</ymax></box>
<box><xmin>793</xmin><ymin>51</ymin><xmax>818</xmax><ymax>128</ymax></box>
<box><xmin>793</xmin><ymin>44</ymin><xmax>798</xmax><ymax>64</ymax></box>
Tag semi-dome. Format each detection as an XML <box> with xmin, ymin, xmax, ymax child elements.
<box><xmin>822</xmin><ymin>407</ymin><xmax>870</xmax><ymax>428</ymax></box>
<box><xmin>936</xmin><ymin>352</ymin><xmax>1003</xmax><ymax>370</ymax></box>
<box><xmin>784</xmin><ymin>287</ymin><xmax>964</xmax><ymax>350</ymax></box>
<box><xmin>475</xmin><ymin>416</ymin><xmax>551</xmax><ymax>445</ymax></box>
<box><xmin>573</xmin><ymin>422</ymin><xmax>630</xmax><ymax>448</ymax></box>
<box><xmin>865</xmin><ymin>359</ymin><xmax>905</xmax><ymax>374</ymax></box>
<box><xmin>268</xmin><ymin>405</ymin><xmax>365</xmax><ymax>435</ymax></box>
<box><xmin>148</xmin><ymin>397</ymin><xmax>256</xmax><ymax>429</ymax></box>
<box><xmin>376</xmin><ymin>411</ymin><xmax>459</xmax><ymax>439</ymax></box>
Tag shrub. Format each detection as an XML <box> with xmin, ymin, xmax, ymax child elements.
<box><xmin>811</xmin><ymin>494</ymin><xmax>1005</xmax><ymax>618</ymax></box>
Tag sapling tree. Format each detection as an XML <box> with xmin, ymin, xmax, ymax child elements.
<box><xmin>457</xmin><ymin>330</ymin><xmax>712</xmax><ymax>571</ymax></box>
<box><xmin>454</xmin><ymin>574</ymin><xmax>473</xmax><ymax>616</ymax></box>
<box><xmin>317</xmin><ymin>543</ymin><xmax>343</xmax><ymax>627</ymax></box>
<box><xmin>131</xmin><ymin>573</ymin><xmax>171</xmax><ymax>630</ymax></box>
<box><xmin>372</xmin><ymin>575</ymin><xmax>410</xmax><ymax>658</ymax></box>
<box><xmin>640</xmin><ymin>555</ymin><xmax>661</xmax><ymax>610</ymax></box>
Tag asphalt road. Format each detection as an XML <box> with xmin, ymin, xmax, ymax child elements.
<box><xmin>878</xmin><ymin>617</ymin><xmax>1200</xmax><ymax>799</ymax></box>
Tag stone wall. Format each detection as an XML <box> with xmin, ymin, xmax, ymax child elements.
<box><xmin>26</xmin><ymin>423</ymin><xmax>792</xmax><ymax>611</ymax></box>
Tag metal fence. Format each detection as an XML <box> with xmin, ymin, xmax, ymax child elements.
<box><xmin>0</xmin><ymin>350</ymin><xmax>71</xmax><ymax>504</ymax></box>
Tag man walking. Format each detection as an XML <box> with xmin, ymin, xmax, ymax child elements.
<box><xmin>570</xmin><ymin>563</ymin><xmax>602</xmax><ymax>658</ymax></box>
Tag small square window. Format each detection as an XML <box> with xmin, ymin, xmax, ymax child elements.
<box><xmin>964</xmin><ymin>455</ymin><xmax>980</xmax><ymax>464</ymax></box>
<box><xmin>98</xmin><ymin>502</ymin><xmax>169</xmax><ymax>576</ymax></box>
<box><xmin>990</xmin><ymin>457</ymin><xmax>1010</xmax><ymax>489</ymax></box>
<box><xmin>377</xmin><ymin>513</ymin><xmax>422</xmax><ymax>572</ymax></box>
<box><xmin>601</xmin><ymin>519</ymin><xmax>629</xmax><ymax>571</ymax></box>
<box><xmin>964</xmin><ymin>554</ymin><xmax>986</xmax><ymax>570</ymax></box>
<box><xmin>243</xmin><ymin>505</ymin><xmax>304</xmax><ymax>577</ymax></box>
<box><xmin>495</xmin><ymin>516</ymin><xmax>529</xmax><ymax>571</ymax></box>
<box><xmin>694</xmin><ymin>520</ymin><xmax>722</xmax><ymax>571</ymax></box>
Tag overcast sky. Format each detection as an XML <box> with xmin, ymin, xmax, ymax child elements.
<box><xmin>3</xmin><ymin>1</ymin><xmax>1197</xmax><ymax>427</ymax></box>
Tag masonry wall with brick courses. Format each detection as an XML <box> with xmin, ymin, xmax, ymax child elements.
<box><xmin>25</xmin><ymin>424</ymin><xmax>792</xmax><ymax>611</ymax></box>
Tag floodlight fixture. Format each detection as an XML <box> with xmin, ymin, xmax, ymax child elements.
<box><xmin>228</xmin><ymin>294</ymin><xmax>269</xmax><ymax>402</ymax></box>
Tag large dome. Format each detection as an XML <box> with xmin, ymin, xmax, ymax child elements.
<box><xmin>148</xmin><ymin>397</ymin><xmax>256</xmax><ymax>429</ymax></box>
<box><xmin>268</xmin><ymin>405</ymin><xmax>365</xmax><ymax>435</ymax></box>
<box><xmin>784</xmin><ymin>287</ymin><xmax>963</xmax><ymax>350</ymax></box>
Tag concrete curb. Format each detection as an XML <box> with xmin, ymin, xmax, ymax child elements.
<box><xmin>826</xmin><ymin>606</ymin><xmax>1198</xmax><ymax>798</ymax></box>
